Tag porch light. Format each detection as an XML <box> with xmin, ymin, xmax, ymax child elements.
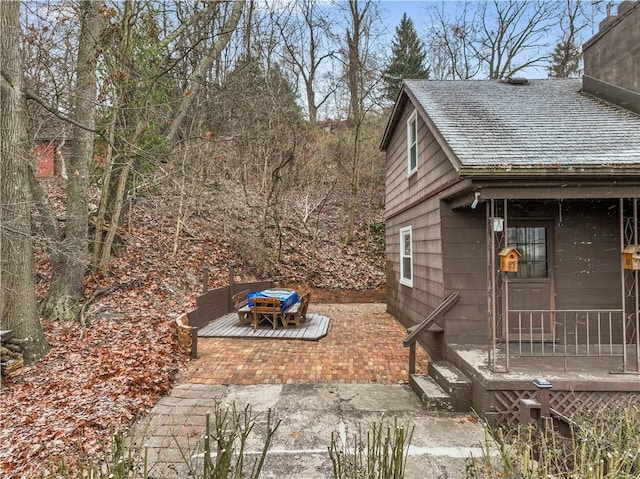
<box><xmin>471</xmin><ymin>192</ymin><xmax>481</xmax><ymax>209</ymax></box>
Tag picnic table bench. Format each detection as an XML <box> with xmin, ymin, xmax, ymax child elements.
<box><xmin>250</xmin><ymin>296</ymin><xmax>281</xmax><ymax>329</ymax></box>
<box><xmin>233</xmin><ymin>289</ymin><xmax>251</xmax><ymax>326</ymax></box>
<box><xmin>282</xmin><ymin>292</ymin><xmax>311</xmax><ymax>327</ymax></box>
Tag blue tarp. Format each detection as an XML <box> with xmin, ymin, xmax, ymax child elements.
<box><xmin>248</xmin><ymin>289</ymin><xmax>300</xmax><ymax>313</ymax></box>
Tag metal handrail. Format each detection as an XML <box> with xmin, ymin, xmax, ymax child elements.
<box><xmin>403</xmin><ymin>292</ymin><xmax>459</xmax><ymax>374</ymax></box>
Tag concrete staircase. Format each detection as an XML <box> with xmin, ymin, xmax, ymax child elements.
<box><xmin>409</xmin><ymin>360</ymin><xmax>472</xmax><ymax>412</ymax></box>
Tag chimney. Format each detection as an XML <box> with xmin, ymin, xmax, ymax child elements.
<box><xmin>582</xmin><ymin>1</ymin><xmax>640</xmax><ymax>113</ymax></box>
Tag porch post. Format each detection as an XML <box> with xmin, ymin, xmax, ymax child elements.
<box><xmin>409</xmin><ymin>343</ymin><xmax>416</xmax><ymax>375</ymax></box>
<box><xmin>620</xmin><ymin>199</ymin><xmax>628</xmax><ymax>371</ymax></box>
<box><xmin>228</xmin><ymin>264</ymin><xmax>236</xmax><ymax>313</ymax></box>
<box><xmin>487</xmin><ymin>198</ymin><xmax>508</xmax><ymax>372</ymax></box>
<box><xmin>619</xmin><ymin>198</ymin><xmax>640</xmax><ymax>373</ymax></box>
<box><xmin>503</xmin><ymin>199</ymin><xmax>509</xmax><ymax>372</ymax></box>
<box><xmin>202</xmin><ymin>264</ymin><xmax>209</xmax><ymax>293</ymax></box>
<box><xmin>634</xmin><ymin>199</ymin><xmax>639</xmax><ymax>372</ymax></box>
<box><xmin>487</xmin><ymin>199</ymin><xmax>495</xmax><ymax>370</ymax></box>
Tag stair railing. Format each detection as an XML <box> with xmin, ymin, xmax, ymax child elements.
<box><xmin>403</xmin><ymin>292</ymin><xmax>460</xmax><ymax>374</ymax></box>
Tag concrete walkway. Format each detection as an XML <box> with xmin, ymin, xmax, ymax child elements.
<box><xmin>135</xmin><ymin>304</ymin><xmax>490</xmax><ymax>478</ymax></box>
<box><xmin>139</xmin><ymin>383</ymin><xmax>488</xmax><ymax>478</ymax></box>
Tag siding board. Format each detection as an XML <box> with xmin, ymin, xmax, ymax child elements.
<box><xmin>385</xmin><ymin>96</ymin><xmax>461</xmax><ymax>356</ymax></box>
<box><xmin>441</xmin><ymin>203</ymin><xmax>488</xmax><ymax>344</ymax></box>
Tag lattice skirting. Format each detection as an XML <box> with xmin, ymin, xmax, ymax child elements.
<box><xmin>493</xmin><ymin>389</ymin><xmax>640</xmax><ymax>429</ymax></box>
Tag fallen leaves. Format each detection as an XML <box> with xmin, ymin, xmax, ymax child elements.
<box><xmin>0</xmin><ymin>312</ymin><xmax>184</xmax><ymax>478</ymax></box>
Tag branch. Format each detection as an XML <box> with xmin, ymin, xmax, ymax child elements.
<box><xmin>168</xmin><ymin>0</ymin><xmax>244</xmax><ymax>145</ymax></box>
<box><xmin>79</xmin><ymin>278</ymin><xmax>143</xmax><ymax>328</ymax></box>
<box><xmin>25</xmin><ymin>90</ymin><xmax>100</xmax><ymax>134</ymax></box>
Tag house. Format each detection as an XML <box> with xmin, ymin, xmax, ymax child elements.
<box><xmin>380</xmin><ymin>1</ymin><xmax>639</xmax><ymax>426</ymax></box>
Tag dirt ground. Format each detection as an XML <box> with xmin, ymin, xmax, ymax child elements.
<box><xmin>283</xmin><ymin>283</ymin><xmax>386</xmax><ymax>303</ymax></box>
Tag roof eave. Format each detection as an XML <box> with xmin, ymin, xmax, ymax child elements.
<box><xmin>459</xmin><ymin>165</ymin><xmax>640</xmax><ymax>179</ymax></box>
<box><xmin>380</xmin><ymin>87</ymin><xmax>409</xmax><ymax>151</ymax></box>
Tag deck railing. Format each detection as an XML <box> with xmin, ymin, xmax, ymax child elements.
<box><xmin>507</xmin><ymin>308</ymin><xmax>630</xmax><ymax>369</ymax></box>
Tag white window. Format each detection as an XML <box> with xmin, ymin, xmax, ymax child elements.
<box><xmin>407</xmin><ymin>110</ymin><xmax>418</xmax><ymax>176</ymax></box>
<box><xmin>399</xmin><ymin>226</ymin><xmax>413</xmax><ymax>287</ymax></box>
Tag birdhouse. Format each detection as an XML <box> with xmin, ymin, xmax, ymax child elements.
<box><xmin>499</xmin><ymin>247</ymin><xmax>521</xmax><ymax>272</ymax></box>
<box><xmin>622</xmin><ymin>244</ymin><xmax>640</xmax><ymax>270</ymax></box>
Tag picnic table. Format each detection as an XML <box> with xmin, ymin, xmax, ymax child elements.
<box><xmin>231</xmin><ymin>288</ymin><xmax>309</xmax><ymax>330</ymax></box>
<box><xmin>248</xmin><ymin>289</ymin><xmax>300</xmax><ymax>329</ymax></box>
<box><xmin>248</xmin><ymin>289</ymin><xmax>300</xmax><ymax>313</ymax></box>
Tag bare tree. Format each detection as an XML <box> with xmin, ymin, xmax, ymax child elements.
<box><xmin>426</xmin><ymin>2</ymin><xmax>482</xmax><ymax>80</ymax></box>
<box><xmin>0</xmin><ymin>0</ymin><xmax>49</xmax><ymax>360</ymax></box>
<box><xmin>338</xmin><ymin>0</ymin><xmax>382</xmax><ymax>245</ymax></box>
<box><xmin>425</xmin><ymin>1</ymin><xmax>564</xmax><ymax>80</ymax></box>
<box><xmin>274</xmin><ymin>0</ymin><xmax>339</xmax><ymax>126</ymax></box>
<box><xmin>167</xmin><ymin>0</ymin><xmax>244</xmax><ymax>145</ymax></box>
<box><xmin>21</xmin><ymin>1</ymin><xmax>78</xmax><ymax>123</ymax></box>
<box><xmin>91</xmin><ymin>0</ymin><xmax>245</xmax><ymax>272</ymax></box>
<box><xmin>40</xmin><ymin>0</ymin><xmax>105</xmax><ymax>322</ymax></box>
<box><xmin>478</xmin><ymin>0</ymin><xmax>562</xmax><ymax>79</ymax></box>
<box><xmin>91</xmin><ymin>0</ymin><xmax>150</xmax><ymax>274</ymax></box>
<box><xmin>549</xmin><ymin>0</ymin><xmax>606</xmax><ymax>78</ymax></box>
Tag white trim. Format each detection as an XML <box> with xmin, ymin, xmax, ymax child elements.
<box><xmin>406</xmin><ymin>109</ymin><xmax>418</xmax><ymax>177</ymax></box>
<box><xmin>399</xmin><ymin>226</ymin><xmax>413</xmax><ymax>287</ymax></box>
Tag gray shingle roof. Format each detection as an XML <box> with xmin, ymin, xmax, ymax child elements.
<box><xmin>403</xmin><ymin>79</ymin><xmax>640</xmax><ymax>171</ymax></box>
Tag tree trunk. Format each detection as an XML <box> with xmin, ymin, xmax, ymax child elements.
<box><xmin>90</xmin><ymin>97</ymin><xmax>119</xmax><ymax>273</ymax></box>
<box><xmin>0</xmin><ymin>0</ymin><xmax>49</xmax><ymax>361</ymax></box>
<box><xmin>343</xmin><ymin>1</ymin><xmax>370</xmax><ymax>245</ymax></box>
<box><xmin>41</xmin><ymin>0</ymin><xmax>104</xmax><ymax>321</ymax></box>
<box><xmin>346</xmin><ymin>124</ymin><xmax>361</xmax><ymax>245</ymax></box>
<box><xmin>91</xmin><ymin>0</ymin><xmax>137</xmax><ymax>274</ymax></box>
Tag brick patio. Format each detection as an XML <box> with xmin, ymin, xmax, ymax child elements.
<box><xmin>182</xmin><ymin>303</ymin><xmax>428</xmax><ymax>385</ymax></box>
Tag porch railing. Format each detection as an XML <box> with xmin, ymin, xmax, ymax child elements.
<box><xmin>507</xmin><ymin>308</ymin><xmax>630</xmax><ymax>370</ymax></box>
<box><xmin>403</xmin><ymin>292</ymin><xmax>459</xmax><ymax>375</ymax></box>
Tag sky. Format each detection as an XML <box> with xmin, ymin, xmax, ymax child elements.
<box><xmin>371</xmin><ymin>0</ymin><xmax>611</xmax><ymax>79</ymax></box>
<box><xmin>379</xmin><ymin>0</ymin><xmax>435</xmax><ymax>24</ymax></box>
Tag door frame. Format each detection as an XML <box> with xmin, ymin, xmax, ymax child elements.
<box><xmin>504</xmin><ymin>218</ymin><xmax>557</xmax><ymax>341</ymax></box>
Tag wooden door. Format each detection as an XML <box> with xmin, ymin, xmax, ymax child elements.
<box><xmin>505</xmin><ymin>223</ymin><xmax>553</xmax><ymax>341</ymax></box>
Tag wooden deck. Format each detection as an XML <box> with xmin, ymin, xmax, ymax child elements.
<box><xmin>197</xmin><ymin>312</ymin><xmax>330</xmax><ymax>341</ymax></box>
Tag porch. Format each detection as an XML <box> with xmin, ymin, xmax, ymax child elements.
<box><xmin>446</xmin><ymin>342</ymin><xmax>640</xmax><ymax>429</ymax></box>
<box><xmin>404</xmin><ymin>296</ymin><xmax>639</xmax><ymax>429</ymax></box>
<box><xmin>483</xmin><ymin>197</ymin><xmax>639</xmax><ymax>376</ymax></box>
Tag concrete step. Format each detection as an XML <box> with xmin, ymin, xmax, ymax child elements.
<box><xmin>409</xmin><ymin>374</ymin><xmax>455</xmax><ymax>411</ymax></box>
<box><xmin>428</xmin><ymin>360</ymin><xmax>472</xmax><ymax>412</ymax></box>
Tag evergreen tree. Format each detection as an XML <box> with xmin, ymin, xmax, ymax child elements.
<box><xmin>548</xmin><ymin>39</ymin><xmax>581</xmax><ymax>78</ymax></box>
<box><xmin>382</xmin><ymin>13</ymin><xmax>429</xmax><ymax>102</ymax></box>
<box><xmin>548</xmin><ymin>1</ymin><xmax>584</xmax><ymax>79</ymax></box>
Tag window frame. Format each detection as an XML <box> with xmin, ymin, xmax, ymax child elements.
<box><xmin>406</xmin><ymin>109</ymin><xmax>418</xmax><ymax>177</ymax></box>
<box><xmin>399</xmin><ymin>226</ymin><xmax>413</xmax><ymax>287</ymax></box>
<box><xmin>506</xmin><ymin>225</ymin><xmax>548</xmax><ymax>279</ymax></box>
